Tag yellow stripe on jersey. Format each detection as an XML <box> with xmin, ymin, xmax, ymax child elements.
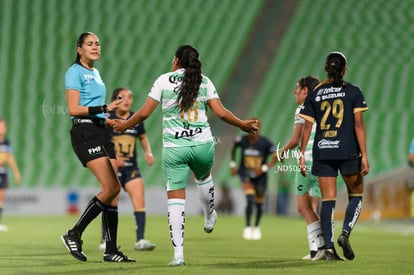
<box><xmin>354</xmin><ymin>107</ymin><xmax>368</xmax><ymax>113</ymax></box>
<box><xmin>298</xmin><ymin>113</ymin><xmax>315</xmax><ymax>123</ymax></box>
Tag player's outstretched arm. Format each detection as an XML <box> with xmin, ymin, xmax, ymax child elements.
<box><xmin>113</xmin><ymin>97</ymin><xmax>158</xmax><ymax>132</ymax></box>
<box><xmin>207</xmin><ymin>98</ymin><xmax>258</xmax><ymax>134</ymax></box>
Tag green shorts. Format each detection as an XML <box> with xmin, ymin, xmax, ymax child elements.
<box><xmin>295</xmin><ymin>161</ymin><xmax>321</xmax><ymax>198</ymax></box>
<box><xmin>163</xmin><ymin>142</ymin><xmax>215</xmax><ymax>191</ymax></box>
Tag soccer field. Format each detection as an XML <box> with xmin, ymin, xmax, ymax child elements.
<box><xmin>0</xmin><ymin>214</ymin><xmax>413</xmax><ymax>274</ymax></box>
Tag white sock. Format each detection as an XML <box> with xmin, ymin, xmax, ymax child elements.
<box><xmin>307</xmin><ymin>220</ymin><xmax>324</xmax><ymax>251</ymax></box>
<box><xmin>168</xmin><ymin>198</ymin><xmax>185</xmax><ymax>260</ymax></box>
<box><xmin>195</xmin><ymin>174</ymin><xmax>215</xmax><ymax>221</ymax></box>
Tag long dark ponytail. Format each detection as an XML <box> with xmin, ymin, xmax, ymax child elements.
<box><xmin>175</xmin><ymin>45</ymin><xmax>202</xmax><ymax>112</ymax></box>
<box><xmin>324</xmin><ymin>51</ymin><xmax>347</xmax><ymax>86</ymax></box>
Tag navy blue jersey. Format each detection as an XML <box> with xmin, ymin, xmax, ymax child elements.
<box><xmin>109</xmin><ymin>111</ymin><xmax>146</xmax><ymax>168</ymax></box>
<box><xmin>233</xmin><ymin>135</ymin><xmax>275</xmax><ymax>179</ymax></box>
<box><xmin>0</xmin><ymin>138</ymin><xmax>11</xmax><ymax>175</ymax></box>
<box><xmin>299</xmin><ymin>80</ymin><xmax>368</xmax><ymax>160</ymax></box>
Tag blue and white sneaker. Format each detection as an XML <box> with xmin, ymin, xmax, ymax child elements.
<box><xmin>135</xmin><ymin>239</ymin><xmax>156</xmax><ymax>251</ymax></box>
<box><xmin>204</xmin><ymin>209</ymin><xmax>217</xmax><ymax>233</ymax></box>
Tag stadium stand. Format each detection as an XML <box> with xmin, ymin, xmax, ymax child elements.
<box><xmin>237</xmin><ymin>0</ymin><xmax>414</xmax><ymax>181</ymax></box>
<box><xmin>0</xmin><ymin>0</ymin><xmax>264</xmax><ymax>188</ymax></box>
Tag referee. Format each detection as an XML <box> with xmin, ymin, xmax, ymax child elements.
<box><xmin>60</xmin><ymin>32</ymin><xmax>134</xmax><ymax>263</ymax></box>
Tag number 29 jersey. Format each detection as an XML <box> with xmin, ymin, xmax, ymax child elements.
<box><xmin>298</xmin><ymin>81</ymin><xmax>368</xmax><ymax>160</ymax></box>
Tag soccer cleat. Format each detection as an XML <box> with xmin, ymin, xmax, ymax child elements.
<box><xmin>0</xmin><ymin>224</ymin><xmax>9</xmax><ymax>232</ymax></box>
<box><xmin>103</xmin><ymin>250</ymin><xmax>136</xmax><ymax>262</ymax></box>
<box><xmin>338</xmin><ymin>234</ymin><xmax>355</xmax><ymax>260</ymax></box>
<box><xmin>61</xmin><ymin>231</ymin><xmax>87</xmax><ymax>262</ymax></box>
<box><xmin>168</xmin><ymin>257</ymin><xmax>185</xmax><ymax>266</ymax></box>
<box><xmin>302</xmin><ymin>254</ymin><xmax>312</xmax><ymax>260</ymax></box>
<box><xmin>204</xmin><ymin>209</ymin><xmax>217</xmax><ymax>233</ymax></box>
<box><xmin>323</xmin><ymin>248</ymin><xmax>344</xmax><ymax>261</ymax></box>
<box><xmin>243</xmin><ymin>227</ymin><xmax>253</xmax><ymax>240</ymax></box>
<box><xmin>311</xmin><ymin>249</ymin><xmax>326</xmax><ymax>261</ymax></box>
<box><xmin>251</xmin><ymin>226</ymin><xmax>262</xmax><ymax>240</ymax></box>
<box><xmin>135</xmin><ymin>239</ymin><xmax>156</xmax><ymax>251</ymax></box>
<box><xmin>99</xmin><ymin>241</ymin><xmax>106</xmax><ymax>251</ymax></box>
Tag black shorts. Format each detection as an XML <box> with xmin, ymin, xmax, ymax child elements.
<box><xmin>312</xmin><ymin>158</ymin><xmax>361</xmax><ymax>177</ymax></box>
<box><xmin>0</xmin><ymin>173</ymin><xmax>8</xmax><ymax>189</ymax></box>
<box><xmin>118</xmin><ymin>166</ymin><xmax>142</xmax><ymax>189</ymax></box>
<box><xmin>70</xmin><ymin>123</ymin><xmax>116</xmax><ymax>167</ymax></box>
<box><xmin>240</xmin><ymin>174</ymin><xmax>268</xmax><ymax>196</ymax></box>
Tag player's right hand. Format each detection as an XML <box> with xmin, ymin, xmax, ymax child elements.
<box><xmin>241</xmin><ymin>119</ymin><xmax>259</xmax><ymax>134</ymax></box>
<box><xmin>112</xmin><ymin>119</ymin><xmax>127</xmax><ymax>133</ymax></box>
<box><xmin>107</xmin><ymin>98</ymin><xmax>124</xmax><ymax>112</ymax></box>
<box><xmin>299</xmin><ymin>155</ymin><xmax>307</xmax><ymax>177</ymax></box>
<box><xmin>360</xmin><ymin>155</ymin><xmax>369</xmax><ymax>176</ymax></box>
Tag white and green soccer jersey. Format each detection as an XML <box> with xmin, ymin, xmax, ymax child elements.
<box><xmin>295</xmin><ymin>105</ymin><xmax>316</xmax><ymax>160</ymax></box>
<box><xmin>148</xmin><ymin>68</ymin><xmax>219</xmax><ymax>147</ymax></box>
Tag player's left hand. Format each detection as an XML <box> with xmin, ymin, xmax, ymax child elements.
<box><xmin>14</xmin><ymin>172</ymin><xmax>21</xmax><ymax>185</ymax></box>
<box><xmin>145</xmin><ymin>153</ymin><xmax>155</xmax><ymax>166</ymax></box>
<box><xmin>241</xmin><ymin>119</ymin><xmax>259</xmax><ymax>134</ymax></box>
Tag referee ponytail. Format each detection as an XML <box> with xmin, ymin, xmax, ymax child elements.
<box><xmin>175</xmin><ymin>45</ymin><xmax>202</xmax><ymax>112</ymax></box>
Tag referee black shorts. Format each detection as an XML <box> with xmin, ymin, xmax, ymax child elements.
<box><xmin>312</xmin><ymin>158</ymin><xmax>361</xmax><ymax>177</ymax></box>
<box><xmin>70</xmin><ymin>123</ymin><xmax>116</xmax><ymax>167</ymax></box>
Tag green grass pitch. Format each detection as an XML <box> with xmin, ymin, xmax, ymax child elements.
<box><xmin>0</xmin><ymin>214</ymin><xmax>413</xmax><ymax>274</ymax></box>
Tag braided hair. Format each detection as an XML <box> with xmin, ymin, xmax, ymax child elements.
<box><xmin>175</xmin><ymin>45</ymin><xmax>202</xmax><ymax>112</ymax></box>
<box><xmin>324</xmin><ymin>51</ymin><xmax>347</xmax><ymax>86</ymax></box>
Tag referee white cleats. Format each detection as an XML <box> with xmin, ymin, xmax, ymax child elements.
<box><xmin>204</xmin><ymin>210</ymin><xmax>217</xmax><ymax>233</ymax></box>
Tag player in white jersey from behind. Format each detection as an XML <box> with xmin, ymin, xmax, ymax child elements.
<box><xmin>113</xmin><ymin>45</ymin><xmax>258</xmax><ymax>266</ymax></box>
